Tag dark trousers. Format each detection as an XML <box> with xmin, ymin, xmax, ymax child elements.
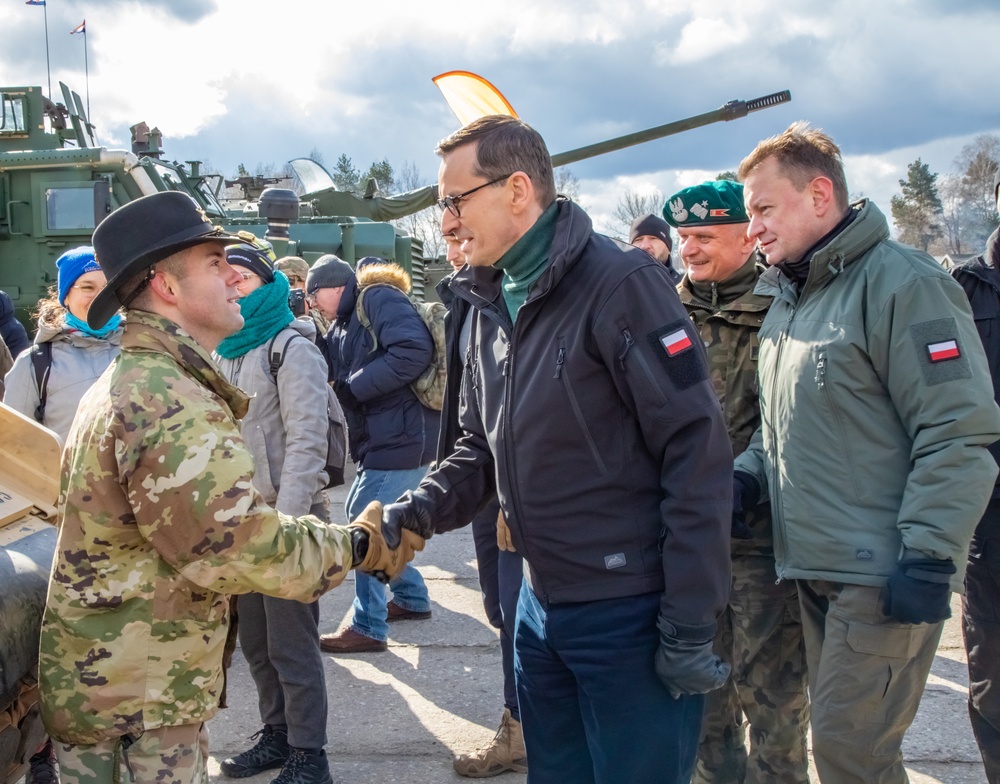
<box><xmin>238</xmin><ymin>594</ymin><xmax>327</xmax><ymax>750</ymax></box>
<box><xmin>471</xmin><ymin>499</ymin><xmax>523</xmax><ymax>720</ymax></box>
<box><xmin>238</xmin><ymin>499</ymin><xmax>329</xmax><ymax>750</ymax></box>
<box><xmin>514</xmin><ymin>585</ymin><xmax>703</xmax><ymax>784</ymax></box>
<box><xmin>963</xmin><ymin>500</ymin><xmax>1000</xmax><ymax>784</ymax></box>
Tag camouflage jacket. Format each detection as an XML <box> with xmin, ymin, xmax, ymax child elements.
<box><xmin>39</xmin><ymin>310</ymin><xmax>353</xmax><ymax>745</ymax></box>
<box><xmin>678</xmin><ymin>255</ymin><xmax>774</xmax><ymax>555</ymax></box>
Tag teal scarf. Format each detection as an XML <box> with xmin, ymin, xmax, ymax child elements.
<box><xmin>66</xmin><ymin>311</ymin><xmax>122</xmax><ymax>338</ymax></box>
<box><xmin>494</xmin><ymin>202</ymin><xmax>559</xmax><ymax>322</ymax></box>
<box><xmin>215</xmin><ymin>271</ymin><xmax>294</xmax><ymax>359</ymax></box>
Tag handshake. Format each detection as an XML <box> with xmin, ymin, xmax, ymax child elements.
<box><xmin>347</xmin><ymin>493</ymin><xmax>434</xmax><ymax>583</ymax></box>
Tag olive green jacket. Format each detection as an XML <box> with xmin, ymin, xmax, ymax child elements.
<box><xmin>735</xmin><ymin>201</ymin><xmax>1000</xmax><ymax>589</ymax></box>
<box><xmin>679</xmin><ymin>254</ymin><xmax>773</xmax><ymax>555</ymax></box>
<box><xmin>39</xmin><ymin>311</ymin><xmax>353</xmax><ymax>745</ymax></box>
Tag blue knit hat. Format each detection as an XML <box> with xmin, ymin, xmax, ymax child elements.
<box><xmin>56</xmin><ymin>246</ymin><xmax>102</xmax><ymax>305</ymax></box>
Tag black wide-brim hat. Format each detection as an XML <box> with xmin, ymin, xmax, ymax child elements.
<box><xmin>89</xmin><ymin>191</ymin><xmax>242</xmax><ymax>329</ymax></box>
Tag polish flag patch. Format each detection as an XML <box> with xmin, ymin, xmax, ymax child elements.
<box><xmin>709</xmin><ymin>208</ymin><xmax>730</xmax><ymax>218</ymax></box>
<box><xmin>927</xmin><ymin>339</ymin><xmax>960</xmax><ymax>362</ymax></box>
<box><xmin>661</xmin><ymin>328</ymin><xmax>693</xmax><ymax>356</ymax></box>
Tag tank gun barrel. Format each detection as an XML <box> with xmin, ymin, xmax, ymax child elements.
<box><xmin>549</xmin><ymin>90</ymin><xmax>791</xmax><ymax>169</ymax></box>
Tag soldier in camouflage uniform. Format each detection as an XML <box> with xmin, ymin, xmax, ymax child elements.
<box><xmin>665</xmin><ymin>180</ymin><xmax>809</xmax><ymax>784</ymax></box>
<box><xmin>37</xmin><ymin>191</ymin><xmax>423</xmax><ymax>784</ymax></box>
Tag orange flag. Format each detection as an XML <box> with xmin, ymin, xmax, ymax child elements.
<box><xmin>432</xmin><ymin>71</ymin><xmax>518</xmax><ymax>126</ymax></box>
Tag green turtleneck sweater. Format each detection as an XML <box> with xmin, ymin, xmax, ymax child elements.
<box><xmin>493</xmin><ymin>202</ymin><xmax>559</xmax><ymax>323</ymax></box>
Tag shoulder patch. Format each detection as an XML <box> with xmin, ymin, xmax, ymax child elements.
<box><xmin>647</xmin><ymin>320</ymin><xmax>708</xmax><ymax>390</ymax></box>
<box><xmin>910</xmin><ymin>317</ymin><xmax>972</xmax><ymax>386</ymax></box>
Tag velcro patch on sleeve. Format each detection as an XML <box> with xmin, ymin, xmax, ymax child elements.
<box><xmin>647</xmin><ymin>320</ymin><xmax>708</xmax><ymax>390</ymax></box>
<box><xmin>910</xmin><ymin>317</ymin><xmax>972</xmax><ymax>386</ymax></box>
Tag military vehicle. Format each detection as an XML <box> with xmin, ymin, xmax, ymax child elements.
<box><xmin>0</xmin><ymin>79</ymin><xmax>791</xmax><ymax>778</ymax></box>
<box><xmin>0</xmin><ymin>82</ymin><xmax>790</xmax><ymax>325</ymax></box>
<box><xmin>0</xmin><ymin>403</ymin><xmax>60</xmax><ymax>784</ymax></box>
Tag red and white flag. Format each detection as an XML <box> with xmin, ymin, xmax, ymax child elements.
<box><xmin>660</xmin><ymin>329</ymin><xmax>692</xmax><ymax>356</ymax></box>
<box><xmin>71</xmin><ymin>20</ymin><xmax>86</xmax><ymax>34</ymax></box>
<box><xmin>927</xmin><ymin>339</ymin><xmax>960</xmax><ymax>362</ymax></box>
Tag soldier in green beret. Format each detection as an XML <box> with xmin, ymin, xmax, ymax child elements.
<box><xmin>665</xmin><ymin>179</ymin><xmax>809</xmax><ymax>784</ymax></box>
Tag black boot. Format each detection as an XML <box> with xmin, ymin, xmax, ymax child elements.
<box><xmin>220</xmin><ymin>725</ymin><xmax>290</xmax><ymax>778</ymax></box>
<box><xmin>25</xmin><ymin>739</ymin><xmax>58</xmax><ymax>784</ymax></box>
<box><xmin>271</xmin><ymin>749</ymin><xmax>333</xmax><ymax>784</ymax></box>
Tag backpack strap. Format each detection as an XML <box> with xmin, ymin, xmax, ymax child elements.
<box><xmin>267</xmin><ymin>330</ymin><xmax>304</xmax><ymax>382</ymax></box>
<box><xmin>355</xmin><ymin>282</ymin><xmax>405</xmax><ymax>355</ymax></box>
<box><xmin>30</xmin><ymin>342</ymin><xmax>53</xmax><ymax>423</ymax></box>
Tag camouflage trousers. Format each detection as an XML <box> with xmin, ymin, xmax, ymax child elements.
<box><xmin>56</xmin><ymin>722</ymin><xmax>209</xmax><ymax>784</ymax></box>
<box><xmin>693</xmin><ymin>555</ymin><xmax>810</xmax><ymax>784</ymax></box>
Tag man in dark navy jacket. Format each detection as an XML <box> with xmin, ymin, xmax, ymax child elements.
<box><xmin>381</xmin><ymin>116</ymin><xmax>733</xmax><ymax>784</ymax></box>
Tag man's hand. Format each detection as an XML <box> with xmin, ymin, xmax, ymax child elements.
<box><xmin>654</xmin><ymin>616</ymin><xmax>730</xmax><ymax>699</ymax></box>
<box><xmin>381</xmin><ymin>491</ymin><xmax>435</xmax><ymax>549</ymax></box>
<box><xmin>731</xmin><ymin>471</ymin><xmax>760</xmax><ymax>539</ymax></box>
<box><xmin>348</xmin><ymin>501</ymin><xmax>425</xmax><ymax>582</ymax></box>
<box><xmin>496</xmin><ymin>510</ymin><xmax>516</xmax><ymax>553</ymax></box>
<box><xmin>884</xmin><ymin>550</ymin><xmax>956</xmax><ymax>624</ymax></box>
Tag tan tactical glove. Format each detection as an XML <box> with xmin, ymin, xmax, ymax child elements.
<box><xmin>496</xmin><ymin>509</ymin><xmax>516</xmax><ymax>553</ymax></box>
<box><xmin>349</xmin><ymin>501</ymin><xmax>425</xmax><ymax>581</ymax></box>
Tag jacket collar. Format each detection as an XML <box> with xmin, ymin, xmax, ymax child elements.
<box><xmin>122</xmin><ymin>309</ymin><xmax>249</xmax><ymax>419</ymax></box>
<box><xmin>756</xmin><ymin>199</ymin><xmax>890</xmax><ymax>301</ymax></box>
<box><xmin>448</xmin><ymin>198</ymin><xmax>594</xmax><ymax>312</ymax></box>
<box><xmin>679</xmin><ymin>253</ymin><xmax>770</xmax><ymax>312</ymax></box>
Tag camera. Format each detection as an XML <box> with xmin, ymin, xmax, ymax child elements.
<box><xmin>288</xmin><ymin>288</ymin><xmax>306</xmax><ymax>317</ymax></box>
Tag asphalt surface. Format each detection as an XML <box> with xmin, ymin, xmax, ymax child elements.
<box><xmin>205</xmin><ymin>466</ymin><xmax>988</xmax><ymax>783</ymax></box>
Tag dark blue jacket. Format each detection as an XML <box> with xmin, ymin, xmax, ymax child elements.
<box><xmin>327</xmin><ymin>266</ymin><xmax>439</xmax><ymax>471</ymax></box>
<box><xmin>0</xmin><ymin>291</ymin><xmax>30</xmax><ymax>359</ymax></box>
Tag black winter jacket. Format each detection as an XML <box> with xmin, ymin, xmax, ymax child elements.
<box><xmin>327</xmin><ymin>265</ymin><xmax>439</xmax><ymax>471</ymax></box>
<box><xmin>952</xmin><ymin>228</ymin><xmax>1000</xmax><ymax>504</ymax></box>
<box><xmin>415</xmin><ymin>200</ymin><xmax>733</xmax><ymax>634</ymax></box>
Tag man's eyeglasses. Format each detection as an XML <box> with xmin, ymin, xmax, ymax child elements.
<box><xmin>437</xmin><ymin>174</ymin><xmax>512</xmax><ymax>218</ymax></box>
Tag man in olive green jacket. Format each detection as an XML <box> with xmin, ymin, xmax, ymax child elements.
<box><xmin>735</xmin><ymin>123</ymin><xmax>1000</xmax><ymax>784</ymax></box>
<box><xmin>669</xmin><ymin>179</ymin><xmax>809</xmax><ymax>784</ymax></box>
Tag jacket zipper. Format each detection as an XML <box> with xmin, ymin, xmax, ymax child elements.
<box><xmin>554</xmin><ymin>339</ymin><xmax>608</xmax><ymax>474</ymax></box>
<box><xmin>768</xmin><ymin>303</ymin><xmax>795</xmax><ymax>583</ymax></box>
<box><xmin>470</xmin><ymin>287</ymin><xmax>542</xmax><ymax>597</ymax></box>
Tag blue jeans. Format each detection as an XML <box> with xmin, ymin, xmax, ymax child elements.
<box><xmin>346</xmin><ymin>465</ymin><xmax>430</xmax><ymax>642</ymax></box>
<box><xmin>515</xmin><ymin>585</ymin><xmax>703</xmax><ymax>784</ymax></box>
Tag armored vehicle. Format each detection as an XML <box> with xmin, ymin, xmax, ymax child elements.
<box><xmin>0</xmin><ymin>82</ymin><xmax>790</xmax><ymax>325</ymax></box>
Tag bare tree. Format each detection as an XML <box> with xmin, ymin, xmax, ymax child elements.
<box><xmin>554</xmin><ymin>167</ymin><xmax>580</xmax><ymax>200</ymax></box>
<box><xmin>955</xmin><ymin>135</ymin><xmax>1000</xmax><ymax>248</ymax></box>
<box><xmin>938</xmin><ymin>174</ymin><xmax>967</xmax><ymax>255</ymax></box>
<box><xmin>392</xmin><ymin>160</ymin><xmax>444</xmax><ymax>260</ymax></box>
<box><xmin>611</xmin><ymin>188</ymin><xmax>663</xmax><ymax>239</ymax></box>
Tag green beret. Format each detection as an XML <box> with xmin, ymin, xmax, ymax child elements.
<box><xmin>663</xmin><ymin>180</ymin><xmax>748</xmax><ymax>228</ymax></box>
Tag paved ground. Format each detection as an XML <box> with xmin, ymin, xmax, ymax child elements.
<box><xmin>205</xmin><ymin>467</ymin><xmax>988</xmax><ymax>783</ymax></box>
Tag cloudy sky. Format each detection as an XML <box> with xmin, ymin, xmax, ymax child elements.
<box><xmin>3</xmin><ymin>0</ymin><xmax>999</xmax><ymax>238</ymax></box>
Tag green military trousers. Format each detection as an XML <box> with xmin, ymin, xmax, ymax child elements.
<box><xmin>799</xmin><ymin>580</ymin><xmax>944</xmax><ymax>784</ymax></box>
<box><xmin>56</xmin><ymin>722</ymin><xmax>210</xmax><ymax>784</ymax></box>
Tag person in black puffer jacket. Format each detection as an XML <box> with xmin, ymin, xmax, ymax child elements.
<box><xmin>950</xmin><ymin>170</ymin><xmax>1000</xmax><ymax>784</ymax></box>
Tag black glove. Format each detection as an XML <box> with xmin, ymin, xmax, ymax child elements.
<box><xmin>884</xmin><ymin>550</ymin><xmax>956</xmax><ymax>624</ymax></box>
<box><xmin>381</xmin><ymin>490</ymin><xmax>435</xmax><ymax>549</ymax></box>
<box><xmin>731</xmin><ymin>471</ymin><xmax>760</xmax><ymax>540</ymax></box>
<box><xmin>653</xmin><ymin>616</ymin><xmax>730</xmax><ymax>699</ymax></box>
